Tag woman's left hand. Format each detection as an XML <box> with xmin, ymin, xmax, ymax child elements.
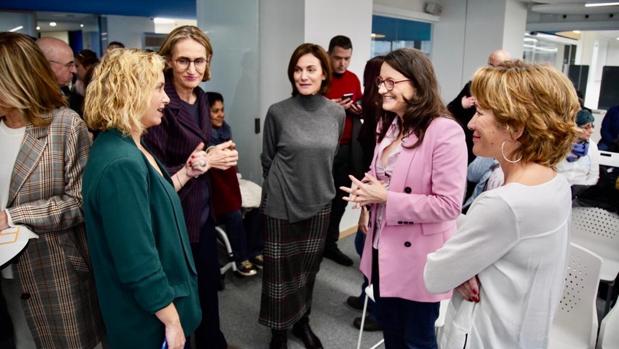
<box><xmin>186</xmin><ymin>142</ymin><xmax>209</xmax><ymax>177</ymax></box>
<box><xmin>456</xmin><ymin>276</ymin><xmax>480</xmax><ymax>303</ymax></box>
<box><xmin>340</xmin><ymin>174</ymin><xmax>388</xmax><ymax>206</ymax></box>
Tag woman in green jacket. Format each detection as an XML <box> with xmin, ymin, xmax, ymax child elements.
<box><xmin>82</xmin><ymin>49</ymin><xmax>207</xmax><ymax>349</ymax></box>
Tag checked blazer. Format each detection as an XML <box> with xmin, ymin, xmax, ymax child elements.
<box><xmin>5</xmin><ymin>107</ymin><xmax>103</xmax><ymax>349</ymax></box>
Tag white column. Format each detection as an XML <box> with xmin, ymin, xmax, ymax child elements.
<box><xmin>432</xmin><ymin>0</ymin><xmax>527</xmax><ymax>102</ymax></box>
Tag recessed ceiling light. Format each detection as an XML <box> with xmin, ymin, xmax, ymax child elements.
<box><xmin>80</xmin><ymin>24</ymin><xmax>84</xmax><ymax>28</ymax></box>
<box><xmin>36</xmin><ymin>26</ymin><xmax>40</xmax><ymax>31</ymax></box>
<box><xmin>49</xmin><ymin>22</ymin><xmax>57</xmax><ymax>27</ymax></box>
<box><xmin>585</xmin><ymin>2</ymin><xmax>619</xmax><ymax>7</ymax></box>
<box><xmin>153</xmin><ymin>17</ymin><xmax>175</xmax><ymax>24</ymax></box>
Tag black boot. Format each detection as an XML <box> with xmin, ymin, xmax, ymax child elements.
<box><xmin>292</xmin><ymin>316</ymin><xmax>323</xmax><ymax>349</ymax></box>
<box><xmin>270</xmin><ymin>329</ymin><xmax>288</xmax><ymax>349</ymax></box>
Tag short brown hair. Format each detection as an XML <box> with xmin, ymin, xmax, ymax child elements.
<box><xmin>0</xmin><ymin>32</ymin><xmax>65</xmax><ymax>126</ymax></box>
<box><xmin>84</xmin><ymin>49</ymin><xmax>165</xmax><ymax>136</ymax></box>
<box><xmin>287</xmin><ymin>43</ymin><xmax>332</xmax><ymax>96</ymax></box>
<box><xmin>377</xmin><ymin>48</ymin><xmax>448</xmax><ymax>149</ymax></box>
<box><xmin>471</xmin><ymin>60</ymin><xmax>580</xmax><ymax>167</ymax></box>
<box><xmin>158</xmin><ymin>25</ymin><xmax>213</xmax><ymax>82</ymax></box>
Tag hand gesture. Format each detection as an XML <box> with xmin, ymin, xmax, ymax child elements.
<box><xmin>206</xmin><ymin>140</ymin><xmax>238</xmax><ymax>170</ymax></box>
<box><xmin>185</xmin><ymin>142</ymin><xmax>208</xmax><ymax>178</ymax></box>
<box><xmin>340</xmin><ymin>174</ymin><xmax>388</xmax><ymax>207</ymax></box>
<box><xmin>455</xmin><ymin>276</ymin><xmax>480</xmax><ymax>302</ymax></box>
<box><xmin>461</xmin><ymin>96</ymin><xmax>476</xmax><ymax>109</ymax></box>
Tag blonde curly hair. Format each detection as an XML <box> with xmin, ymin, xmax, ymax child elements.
<box><xmin>471</xmin><ymin>61</ymin><xmax>580</xmax><ymax>167</ymax></box>
<box><xmin>84</xmin><ymin>49</ymin><xmax>165</xmax><ymax>135</ymax></box>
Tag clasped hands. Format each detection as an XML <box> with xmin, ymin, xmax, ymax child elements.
<box><xmin>340</xmin><ymin>174</ymin><xmax>388</xmax><ymax>208</ymax></box>
<box><xmin>185</xmin><ymin>140</ymin><xmax>239</xmax><ymax>178</ymax></box>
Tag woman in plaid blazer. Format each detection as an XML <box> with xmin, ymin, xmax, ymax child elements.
<box><xmin>0</xmin><ymin>33</ymin><xmax>103</xmax><ymax>348</ymax></box>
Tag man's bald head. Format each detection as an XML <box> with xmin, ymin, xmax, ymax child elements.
<box><xmin>36</xmin><ymin>37</ymin><xmax>76</xmax><ymax>87</ymax></box>
<box><xmin>487</xmin><ymin>49</ymin><xmax>511</xmax><ymax>67</ymax></box>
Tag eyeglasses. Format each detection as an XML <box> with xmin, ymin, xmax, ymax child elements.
<box><xmin>376</xmin><ymin>77</ymin><xmax>410</xmax><ymax>91</ymax></box>
<box><xmin>49</xmin><ymin>60</ymin><xmax>76</xmax><ymax>69</ymax></box>
<box><xmin>174</xmin><ymin>57</ymin><xmax>209</xmax><ymax>71</ymax></box>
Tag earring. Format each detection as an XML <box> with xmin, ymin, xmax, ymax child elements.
<box><xmin>500</xmin><ymin>141</ymin><xmax>522</xmax><ymax>164</ymax></box>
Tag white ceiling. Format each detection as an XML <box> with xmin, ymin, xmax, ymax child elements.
<box><xmin>526</xmin><ymin>1</ymin><xmax>619</xmax><ymax>14</ymax></box>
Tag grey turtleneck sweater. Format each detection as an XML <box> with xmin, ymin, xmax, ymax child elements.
<box><xmin>261</xmin><ymin>94</ymin><xmax>345</xmax><ymax>222</ymax></box>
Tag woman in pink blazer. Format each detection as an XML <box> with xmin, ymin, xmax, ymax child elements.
<box><xmin>342</xmin><ymin>48</ymin><xmax>467</xmax><ymax>348</ymax></box>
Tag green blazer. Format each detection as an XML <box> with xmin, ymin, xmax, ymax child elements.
<box><xmin>82</xmin><ymin>129</ymin><xmax>200</xmax><ymax>349</ymax></box>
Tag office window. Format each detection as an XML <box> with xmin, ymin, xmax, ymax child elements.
<box><xmin>371</xmin><ymin>15</ymin><xmax>432</xmax><ymax>57</ymax></box>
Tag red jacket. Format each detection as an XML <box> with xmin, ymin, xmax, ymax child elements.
<box><xmin>210</xmin><ymin>167</ymin><xmax>242</xmax><ymax>218</ymax></box>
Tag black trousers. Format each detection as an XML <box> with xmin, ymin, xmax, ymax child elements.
<box><xmin>191</xmin><ymin>218</ymin><xmax>227</xmax><ymax>349</ymax></box>
<box><xmin>326</xmin><ymin>143</ymin><xmax>352</xmax><ymax>245</ymax></box>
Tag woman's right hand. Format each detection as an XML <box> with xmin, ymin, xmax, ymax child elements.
<box><xmin>163</xmin><ymin>322</ymin><xmax>186</xmax><ymax>349</ymax></box>
<box><xmin>358</xmin><ymin>207</ymin><xmax>369</xmax><ymax>234</ymax></box>
<box><xmin>206</xmin><ymin>140</ymin><xmax>238</xmax><ymax>170</ymax></box>
<box><xmin>155</xmin><ymin>303</ymin><xmax>185</xmax><ymax>349</ymax></box>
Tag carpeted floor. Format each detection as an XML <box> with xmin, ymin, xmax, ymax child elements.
<box><xmin>218</xmin><ymin>231</ymin><xmax>382</xmax><ymax>349</ymax></box>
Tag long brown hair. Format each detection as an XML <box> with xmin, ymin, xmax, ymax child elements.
<box><xmin>377</xmin><ymin>48</ymin><xmax>448</xmax><ymax>149</ymax></box>
<box><xmin>360</xmin><ymin>56</ymin><xmax>384</xmax><ymax>143</ymax></box>
<box><xmin>0</xmin><ymin>32</ymin><xmax>65</xmax><ymax>126</ymax></box>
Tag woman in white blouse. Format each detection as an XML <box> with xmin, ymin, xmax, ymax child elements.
<box><xmin>424</xmin><ymin>61</ymin><xmax>580</xmax><ymax>349</ymax></box>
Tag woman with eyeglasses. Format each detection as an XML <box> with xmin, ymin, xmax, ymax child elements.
<box><xmin>341</xmin><ymin>48</ymin><xmax>467</xmax><ymax>349</ymax></box>
<box><xmin>142</xmin><ymin>25</ymin><xmax>237</xmax><ymax>349</ymax></box>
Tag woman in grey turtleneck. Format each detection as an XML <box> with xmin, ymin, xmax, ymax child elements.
<box><xmin>259</xmin><ymin>43</ymin><xmax>344</xmax><ymax>349</ymax></box>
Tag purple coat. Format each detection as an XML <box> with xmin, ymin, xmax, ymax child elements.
<box><xmin>143</xmin><ymin>73</ymin><xmax>213</xmax><ymax>243</ymax></box>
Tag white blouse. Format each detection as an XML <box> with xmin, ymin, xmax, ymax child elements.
<box><xmin>0</xmin><ymin>119</ymin><xmax>26</xmax><ymax>211</ymax></box>
<box><xmin>424</xmin><ymin>174</ymin><xmax>572</xmax><ymax>349</ymax></box>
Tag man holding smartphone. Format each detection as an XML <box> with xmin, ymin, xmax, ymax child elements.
<box><xmin>323</xmin><ymin>35</ymin><xmax>363</xmax><ymax>267</ymax></box>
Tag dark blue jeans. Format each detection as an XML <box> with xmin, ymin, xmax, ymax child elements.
<box><xmin>217</xmin><ymin>209</ymin><xmax>263</xmax><ymax>263</ymax></box>
<box><xmin>371</xmin><ymin>247</ymin><xmax>439</xmax><ymax>349</ymax></box>
<box><xmin>375</xmin><ymin>297</ymin><xmax>439</xmax><ymax>349</ymax></box>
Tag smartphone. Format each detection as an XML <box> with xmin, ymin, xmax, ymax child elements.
<box><xmin>342</xmin><ymin>93</ymin><xmax>354</xmax><ymax>101</ymax></box>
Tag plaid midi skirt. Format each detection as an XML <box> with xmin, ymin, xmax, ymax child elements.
<box><xmin>259</xmin><ymin>205</ymin><xmax>331</xmax><ymax>329</ymax></box>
